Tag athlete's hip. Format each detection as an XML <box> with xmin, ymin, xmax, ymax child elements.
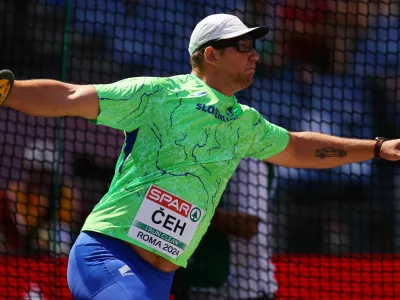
<box><xmin>68</xmin><ymin>231</ymin><xmax>175</xmax><ymax>299</ymax></box>
<box><xmin>74</xmin><ymin>230</ymin><xmax>179</xmax><ymax>272</ymax></box>
<box><xmin>122</xmin><ymin>241</ymin><xmax>180</xmax><ymax>272</ymax></box>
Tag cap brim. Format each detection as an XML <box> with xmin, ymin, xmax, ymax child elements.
<box><xmin>217</xmin><ymin>26</ymin><xmax>270</xmax><ymax>41</ymax></box>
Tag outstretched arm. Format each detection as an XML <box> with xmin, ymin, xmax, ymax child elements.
<box><xmin>265</xmin><ymin>132</ymin><xmax>400</xmax><ymax>168</ymax></box>
<box><xmin>4</xmin><ymin>78</ymin><xmax>99</xmax><ymax>119</ymax></box>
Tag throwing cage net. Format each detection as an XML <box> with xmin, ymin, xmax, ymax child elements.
<box><xmin>0</xmin><ymin>0</ymin><xmax>399</xmax><ymax>299</ymax></box>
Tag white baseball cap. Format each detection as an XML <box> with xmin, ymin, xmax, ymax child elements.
<box><xmin>188</xmin><ymin>14</ymin><xmax>269</xmax><ymax>56</ymax></box>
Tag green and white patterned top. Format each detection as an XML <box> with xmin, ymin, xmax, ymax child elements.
<box><xmin>82</xmin><ymin>74</ymin><xmax>289</xmax><ymax>267</ymax></box>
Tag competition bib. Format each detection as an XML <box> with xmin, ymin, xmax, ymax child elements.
<box><xmin>128</xmin><ymin>185</ymin><xmax>204</xmax><ymax>259</ymax></box>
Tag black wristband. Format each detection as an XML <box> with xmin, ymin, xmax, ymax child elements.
<box><xmin>374</xmin><ymin>137</ymin><xmax>388</xmax><ymax>159</ymax></box>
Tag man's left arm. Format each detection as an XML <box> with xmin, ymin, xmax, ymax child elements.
<box><xmin>265</xmin><ymin>131</ymin><xmax>400</xmax><ymax>168</ymax></box>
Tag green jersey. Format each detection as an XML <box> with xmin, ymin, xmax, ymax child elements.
<box><xmin>82</xmin><ymin>74</ymin><xmax>289</xmax><ymax>267</ymax></box>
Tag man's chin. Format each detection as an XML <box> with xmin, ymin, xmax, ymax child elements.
<box><xmin>234</xmin><ymin>75</ymin><xmax>254</xmax><ymax>91</ymax></box>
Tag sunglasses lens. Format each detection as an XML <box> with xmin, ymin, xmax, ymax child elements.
<box><xmin>237</xmin><ymin>39</ymin><xmax>255</xmax><ymax>52</ymax></box>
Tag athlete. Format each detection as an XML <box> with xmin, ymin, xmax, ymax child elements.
<box><xmin>1</xmin><ymin>13</ymin><xmax>400</xmax><ymax>300</ymax></box>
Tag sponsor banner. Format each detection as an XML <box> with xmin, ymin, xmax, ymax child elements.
<box><xmin>0</xmin><ymin>256</ymin><xmax>71</xmax><ymax>299</ymax></box>
<box><xmin>0</xmin><ymin>254</ymin><xmax>399</xmax><ymax>299</ymax></box>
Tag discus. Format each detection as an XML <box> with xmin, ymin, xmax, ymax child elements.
<box><xmin>0</xmin><ymin>69</ymin><xmax>14</xmax><ymax>106</ymax></box>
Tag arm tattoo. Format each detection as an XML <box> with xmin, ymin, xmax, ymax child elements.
<box><xmin>315</xmin><ymin>147</ymin><xmax>347</xmax><ymax>159</ymax></box>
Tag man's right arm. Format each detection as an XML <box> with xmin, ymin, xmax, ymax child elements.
<box><xmin>5</xmin><ymin>80</ymin><xmax>99</xmax><ymax>119</ymax></box>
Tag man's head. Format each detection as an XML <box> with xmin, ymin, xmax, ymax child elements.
<box><xmin>189</xmin><ymin>14</ymin><xmax>269</xmax><ymax>92</ymax></box>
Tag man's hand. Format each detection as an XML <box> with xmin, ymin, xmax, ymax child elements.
<box><xmin>0</xmin><ymin>69</ymin><xmax>14</xmax><ymax>106</ymax></box>
<box><xmin>380</xmin><ymin>139</ymin><xmax>400</xmax><ymax>161</ymax></box>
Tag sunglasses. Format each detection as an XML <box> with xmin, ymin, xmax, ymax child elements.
<box><xmin>197</xmin><ymin>38</ymin><xmax>256</xmax><ymax>53</ymax></box>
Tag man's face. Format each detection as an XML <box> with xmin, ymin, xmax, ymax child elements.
<box><xmin>213</xmin><ymin>35</ymin><xmax>260</xmax><ymax>90</ymax></box>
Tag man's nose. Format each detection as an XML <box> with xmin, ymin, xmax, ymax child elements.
<box><xmin>250</xmin><ymin>48</ymin><xmax>260</xmax><ymax>62</ymax></box>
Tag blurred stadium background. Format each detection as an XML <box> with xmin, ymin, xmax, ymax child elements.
<box><xmin>0</xmin><ymin>0</ymin><xmax>399</xmax><ymax>299</ymax></box>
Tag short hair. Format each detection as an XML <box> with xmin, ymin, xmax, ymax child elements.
<box><xmin>190</xmin><ymin>50</ymin><xmax>205</xmax><ymax>73</ymax></box>
<box><xmin>190</xmin><ymin>47</ymin><xmax>225</xmax><ymax>73</ymax></box>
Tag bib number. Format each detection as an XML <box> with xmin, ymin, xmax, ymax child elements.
<box><xmin>128</xmin><ymin>185</ymin><xmax>204</xmax><ymax>259</ymax></box>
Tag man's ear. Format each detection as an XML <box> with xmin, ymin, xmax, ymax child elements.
<box><xmin>203</xmin><ymin>46</ymin><xmax>218</xmax><ymax>65</ymax></box>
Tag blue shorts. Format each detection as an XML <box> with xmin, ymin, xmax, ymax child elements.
<box><xmin>67</xmin><ymin>231</ymin><xmax>175</xmax><ymax>300</ymax></box>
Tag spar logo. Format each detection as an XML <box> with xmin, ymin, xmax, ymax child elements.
<box><xmin>146</xmin><ymin>185</ymin><xmax>201</xmax><ymax>221</ymax></box>
<box><xmin>190</xmin><ymin>208</ymin><xmax>201</xmax><ymax>222</ymax></box>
